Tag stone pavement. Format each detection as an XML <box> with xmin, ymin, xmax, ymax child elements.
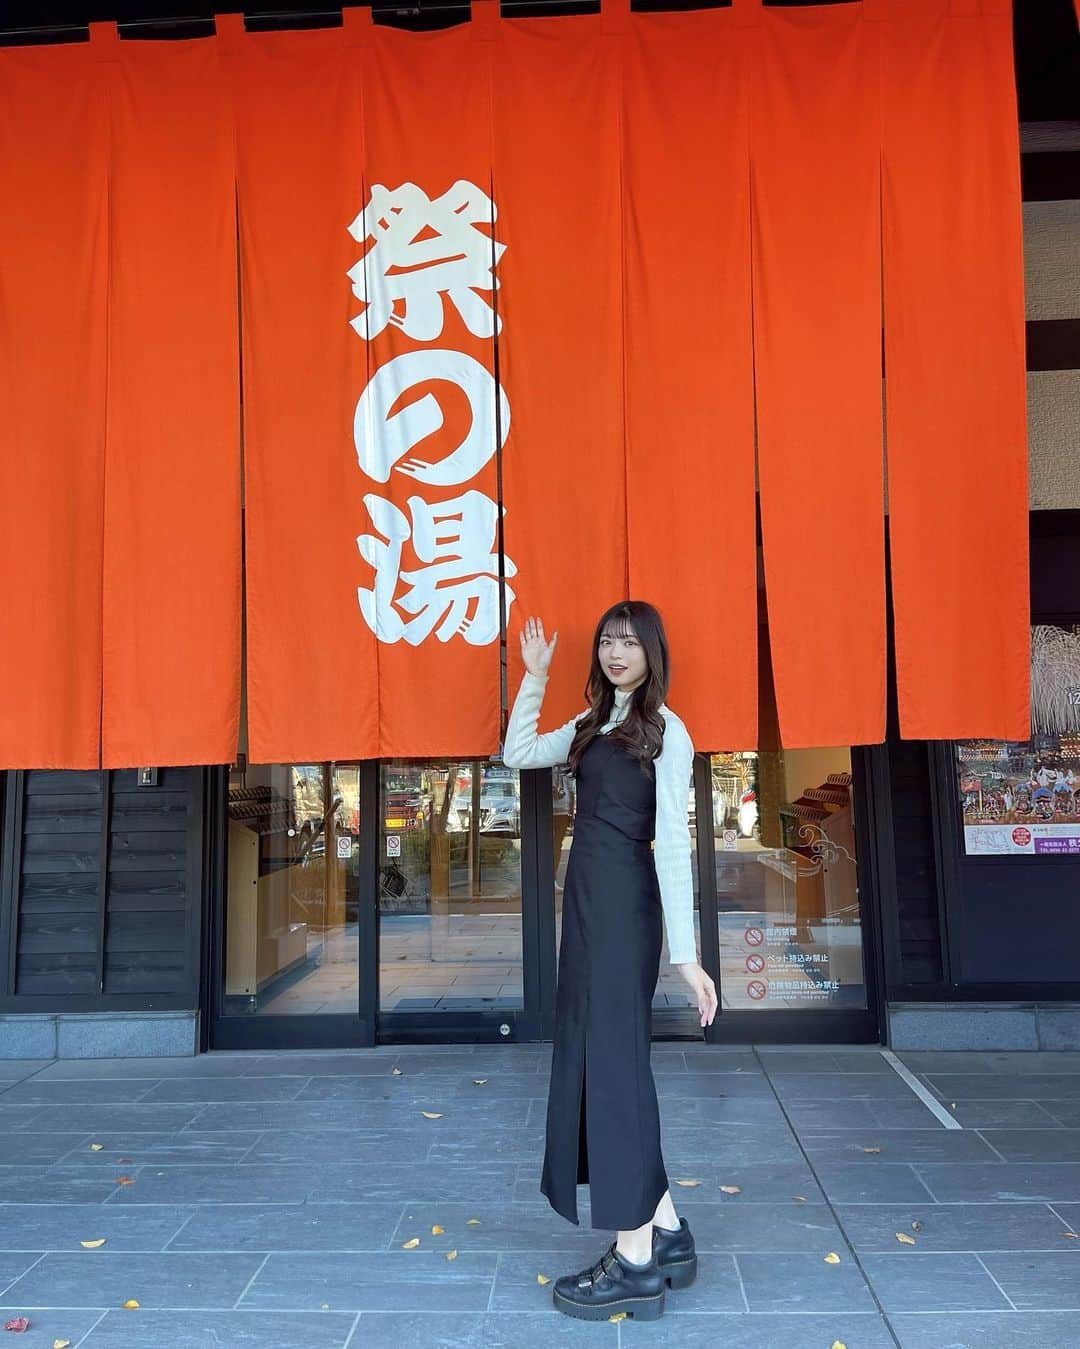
<box><xmin>1</xmin><ymin>1043</ymin><xmax>1079</xmax><ymax>1348</ymax></box>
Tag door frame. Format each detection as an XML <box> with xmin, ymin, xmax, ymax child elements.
<box><xmin>689</xmin><ymin>746</ymin><xmax>882</xmax><ymax>1046</ymax></box>
<box><xmin>207</xmin><ymin>758</ymin><xmax>556</xmax><ymax>1050</ymax></box>
<box><xmin>206</xmin><ymin>748</ymin><xmax>884</xmax><ymax>1050</ymax></box>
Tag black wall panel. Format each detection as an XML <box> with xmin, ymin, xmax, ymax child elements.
<box><xmin>1</xmin><ymin>768</ymin><xmax>203</xmax><ymax>1011</ymax></box>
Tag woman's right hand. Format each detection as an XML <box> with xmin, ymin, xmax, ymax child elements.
<box><xmin>520</xmin><ymin>615</ymin><xmax>558</xmax><ymax>678</ymax></box>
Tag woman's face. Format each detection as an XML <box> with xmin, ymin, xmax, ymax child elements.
<box><xmin>598</xmin><ymin>621</ymin><xmax>649</xmax><ymax>692</ymax></box>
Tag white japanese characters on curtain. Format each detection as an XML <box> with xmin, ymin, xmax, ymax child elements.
<box><xmin>348</xmin><ymin>181</ymin><xmax>516</xmax><ymax>646</ymax></box>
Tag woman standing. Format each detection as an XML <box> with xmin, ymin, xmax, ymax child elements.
<box><xmin>503</xmin><ymin>601</ymin><xmax>718</xmax><ymax>1322</ymax></box>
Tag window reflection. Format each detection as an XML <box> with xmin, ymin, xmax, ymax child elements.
<box><xmin>712</xmin><ymin>749</ymin><xmax>866</xmax><ymax>1010</ymax></box>
<box><xmin>378</xmin><ymin>761</ymin><xmax>524</xmax><ymax>1013</ymax></box>
<box><xmin>225</xmin><ymin>763</ymin><xmax>360</xmax><ymax>1015</ymax></box>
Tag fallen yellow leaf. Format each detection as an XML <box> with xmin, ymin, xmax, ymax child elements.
<box><xmin>53</xmin><ymin>1340</ymin><xmax>72</xmax><ymax>1349</ymax></box>
<box><xmin>719</xmin><ymin>1185</ymin><xmax>742</xmax><ymax>1195</ymax></box>
<box><xmin>89</xmin><ymin>1143</ymin><xmax>103</xmax><ymax>1152</ymax></box>
<box><xmin>446</xmin><ymin>1249</ymin><xmax>458</xmax><ymax>1260</ymax></box>
<box><xmin>824</xmin><ymin>1252</ymin><xmax>841</xmax><ymax>1265</ymax></box>
<box><xmin>608</xmin><ymin>1312</ymin><xmax>627</xmax><ymax>1322</ymax></box>
<box><xmin>537</xmin><ymin>1274</ymin><xmax>551</xmax><ymax>1285</ymax></box>
<box><xmin>421</xmin><ymin>1111</ymin><xmax>443</xmax><ymax>1120</ymax></box>
<box><xmin>402</xmin><ymin>1237</ymin><xmax>420</xmax><ymax>1249</ymax></box>
<box><xmin>831</xmin><ymin>1342</ymin><xmax>847</xmax><ymax>1349</ymax></box>
<box><xmin>895</xmin><ymin>1232</ymin><xmax>916</xmax><ymax>1246</ymax></box>
<box><xmin>467</xmin><ymin>1217</ymin><xmax>481</xmax><ymax>1226</ymax></box>
<box><xmin>122</xmin><ymin>1300</ymin><xmax>139</xmax><ymax>1309</ymax></box>
<box><xmin>115</xmin><ymin>1176</ymin><xmax>134</xmax><ymax>1186</ymax></box>
<box><xmin>80</xmin><ymin>1239</ymin><xmax>107</xmax><ymax>1249</ymax></box>
<box><xmin>431</xmin><ymin>1225</ymin><xmax>444</xmax><ymax>1235</ymax></box>
<box><xmin>675</xmin><ymin>1178</ymin><xmax>702</xmax><ymax>1187</ymax></box>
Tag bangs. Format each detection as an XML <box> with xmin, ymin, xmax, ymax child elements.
<box><xmin>600</xmin><ymin>620</ymin><xmax>637</xmax><ymax>641</ymax></box>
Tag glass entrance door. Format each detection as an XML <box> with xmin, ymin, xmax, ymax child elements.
<box><xmin>210</xmin><ymin>748</ymin><xmax>879</xmax><ymax>1048</ymax></box>
<box><xmin>375</xmin><ymin>759</ymin><xmax>528</xmax><ymax>1036</ymax></box>
<box><xmin>210</xmin><ymin>757</ymin><xmax>543</xmax><ymax>1049</ymax></box>
<box><xmin>210</xmin><ymin>759</ymin><xmax>372</xmax><ymax>1050</ymax></box>
<box><xmin>703</xmin><ymin>745</ymin><xmax>879</xmax><ymax>1041</ymax></box>
<box><xmin>546</xmin><ymin>744</ymin><xmax>878</xmax><ymax>1042</ymax></box>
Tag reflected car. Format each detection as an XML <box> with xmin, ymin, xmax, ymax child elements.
<box><xmin>447</xmin><ymin>780</ymin><xmax>520</xmax><ymax>834</ymax></box>
<box><xmin>384</xmin><ymin>789</ymin><xmax>425</xmax><ymax>831</ymax></box>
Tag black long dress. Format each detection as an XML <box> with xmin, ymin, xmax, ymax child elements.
<box><xmin>540</xmin><ymin>732</ymin><xmax>668</xmax><ymax>1231</ymax></box>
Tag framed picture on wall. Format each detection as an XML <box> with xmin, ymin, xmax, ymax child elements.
<box><xmin>955</xmin><ymin>623</ymin><xmax>1080</xmax><ymax>856</ymax></box>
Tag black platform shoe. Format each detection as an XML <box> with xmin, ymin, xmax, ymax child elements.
<box><xmin>652</xmin><ymin>1217</ymin><xmax>698</xmax><ymax>1289</ymax></box>
<box><xmin>552</xmin><ymin>1241</ymin><xmax>666</xmax><ymax>1321</ymax></box>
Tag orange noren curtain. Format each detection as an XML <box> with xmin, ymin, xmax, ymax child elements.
<box><xmin>353</xmin><ymin>9</ymin><xmax>501</xmax><ymax>757</ymax></box>
<box><xmin>880</xmin><ymin>0</ymin><xmax>1029</xmax><ymax>740</ymax></box>
<box><xmin>99</xmin><ymin>25</ymin><xmax>242</xmax><ymax>768</ymax></box>
<box><xmin>0</xmin><ymin>42</ymin><xmax>107</xmax><ymax>769</ymax></box>
<box><xmin>749</xmin><ymin>0</ymin><xmax>887</xmax><ymax>748</ymax></box>
<box><xmin>622</xmin><ymin>3</ymin><xmax>758</xmax><ymax>752</ymax></box>
<box><xmin>223</xmin><ymin>19</ymin><xmax>376</xmax><ymax>765</ymax></box>
<box><xmin>0</xmin><ymin>6</ymin><xmax>1032</xmax><ymax>765</ymax></box>
<box><xmin>494</xmin><ymin>11</ymin><xmax>628</xmax><ymax>725</ymax></box>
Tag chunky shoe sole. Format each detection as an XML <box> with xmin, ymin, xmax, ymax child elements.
<box><xmin>552</xmin><ymin>1286</ymin><xmax>667</xmax><ymax>1321</ymax></box>
<box><xmin>659</xmin><ymin>1252</ymin><xmax>698</xmax><ymax>1290</ymax></box>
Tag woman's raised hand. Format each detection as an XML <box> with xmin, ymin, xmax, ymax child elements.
<box><xmin>520</xmin><ymin>616</ymin><xmax>558</xmax><ymax>678</ymax></box>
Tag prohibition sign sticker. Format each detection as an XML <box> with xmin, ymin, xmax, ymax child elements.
<box><xmin>1012</xmin><ymin>826</ymin><xmax>1032</xmax><ymax>847</ymax></box>
<box><xmin>747</xmin><ymin>980</ymin><xmax>768</xmax><ymax>1001</ymax></box>
<box><xmin>744</xmin><ymin>926</ymin><xmax>764</xmax><ymax>947</ymax></box>
<box><xmin>745</xmin><ymin>953</ymin><xmax>765</xmax><ymax>974</ymax></box>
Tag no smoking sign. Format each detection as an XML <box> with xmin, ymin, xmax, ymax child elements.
<box><xmin>747</xmin><ymin>979</ymin><xmax>768</xmax><ymax>1001</ymax></box>
<box><xmin>745</xmin><ymin>953</ymin><xmax>765</xmax><ymax>974</ymax></box>
<box><xmin>744</xmin><ymin>927</ymin><xmax>764</xmax><ymax>947</ymax></box>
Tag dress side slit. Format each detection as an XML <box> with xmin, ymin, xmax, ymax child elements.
<box><xmin>577</xmin><ymin>1031</ymin><xmax>589</xmax><ymax>1185</ymax></box>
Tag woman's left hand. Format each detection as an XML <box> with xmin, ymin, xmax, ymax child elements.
<box><xmin>676</xmin><ymin>962</ymin><xmax>718</xmax><ymax>1028</ymax></box>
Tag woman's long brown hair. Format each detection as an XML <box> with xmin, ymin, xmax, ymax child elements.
<box><xmin>566</xmin><ymin>601</ymin><xmax>670</xmax><ymax>777</ymax></box>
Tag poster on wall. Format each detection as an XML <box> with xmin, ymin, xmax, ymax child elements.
<box><xmin>958</xmin><ymin>624</ymin><xmax>1080</xmax><ymax>856</ymax></box>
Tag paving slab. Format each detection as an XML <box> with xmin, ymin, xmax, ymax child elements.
<box><xmin>0</xmin><ymin>1041</ymin><xmax>1076</xmax><ymax>1342</ymax></box>
<box><xmin>2</xmin><ymin>1251</ymin><xmax>267</xmax><ymax>1309</ymax></box>
<box><xmin>923</xmin><ymin>1074</ymin><xmax>1080</xmax><ymax>1101</ymax></box>
<box><xmin>239</xmin><ymin>1250</ymin><xmax>497</xmax><ymax>1312</ymax></box>
<box><xmin>835</xmin><ymin>1201</ymin><xmax>1075</xmax><ymax>1252</ymax></box>
<box><xmin>799</xmin><ymin>1129</ymin><xmax>1001</xmax><ymax>1165</ymax></box>
<box><xmin>166</xmin><ymin>1202</ymin><xmax>406</xmax><ymax>1252</ymax></box>
<box><xmin>354</xmin><ymin>1310</ymin><xmax>617</xmax><ymax>1346</ymax></box>
<box><xmin>860</xmin><ymin>1252</ymin><xmax>1011</xmax><ymax>1312</ymax></box>
<box><xmin>0</xmin><ymin>1203</ymin><xmax>193</xmax><ymax>1252</ymax></box>
<box><xmin>0</xmin><ymin>1060</ymin><xmax>52</xmax><ymax>1081</ymax></box>
<box><xmin>0</xmin><ymin>1308</ymin><xmax>105</xmax><ymax>1348</ymax></box>
<box><xmin>617</xmin><ymin>1313</ymin><xmax>896</xmax><ymax>1347</ymax></box>
<box><xmin>978</xmin><ymin>1251</ymin><xmax>1080</xmax><ymax>1310</ymax></box>
<box><xmin>890</xmin><ymin>1310</ymin><xmax>1080</xmax><ymax>1348</ymax></box>
<box><xmin>940</xmin><ymin>1100</ymin><xmax>1063</xmax><ymax>1128</ymax></box>
<box><xmin>78</xmin><ymin>1309</ymin><xmax>358</xmax><ymax>1348</ymax></box>
<box><xmin>735</xmin><ymin>1252</ymin><xmax>877</xmax><ymax>1313</ymax></box>
<box><xmin>978</xmin><ymin>1128</ymin><xmax>1080</xmax><ymax>1162</ymax></box>
<box><xmin>0</xmin><ymin>1254</ymin><xmax>46</xmax><ymax>1296</ymax></box>
<box><xmin>914</xmin><ymin>1162</ymin><xmax>1080</xmax><ymax>1203</ymax></box>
